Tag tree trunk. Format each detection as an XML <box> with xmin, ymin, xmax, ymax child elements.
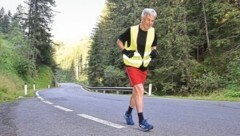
<box><xmin>183</xmin><ymin>52</ymin><xmax>192</xmax><ymax>92</ymax></box>
<box><xmin>238</xmin><ymin>0</ymin><xmax>240</xmax><ymax>9</ymax></box>
<box><xmin>201</xmin><ymin>0</ymin><xmax>211</xmax><ymax>55</ymax></box>
<box><xmin>75</xmin><ymin>58</ymin><xmax>79</xmax><ymax>80</ymax></box>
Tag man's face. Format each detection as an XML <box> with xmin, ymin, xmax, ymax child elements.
<box><xmin>141</xmin><ymin>15</ymin><xmax>155</xmax><ymax>31</ymax></box>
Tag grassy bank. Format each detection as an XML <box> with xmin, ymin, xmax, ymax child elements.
<box><xmin>0</xmin><ymin>65</ymin><xmax>55</xmax><ymax>103</ymax></box>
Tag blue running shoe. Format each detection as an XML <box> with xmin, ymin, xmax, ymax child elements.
<box><xmin>139</xmin><ymin>119</ymin><xmax>153</xmax><ymax>132</ymax></box>
<box><xmin>124</xmin><ymin>112</ymin><xmax>134</xmax><ymax>125</ymax></box>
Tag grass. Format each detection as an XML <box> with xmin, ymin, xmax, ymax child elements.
<box><xmin>0</xmin><ymin>65</ymin><xmax>55</xmax><ymax>103</ymax></box>
<box><xmin>0</xmin><ymin>71</ymin><xmax>23</xmax><ymax>102</ymax></box>
<box><xmin>159</xmin><ymin>89</ymin><xmax>240</xmax><ymax>102</ymax></box>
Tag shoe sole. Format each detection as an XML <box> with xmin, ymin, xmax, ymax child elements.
<box><xmin>139</xmin><ymin>126</ymin><xmax>153</xmax><ymax>132</ymax></box>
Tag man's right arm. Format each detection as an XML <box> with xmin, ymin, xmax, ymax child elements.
<box><xmin>117</xmin><ymin>38</ymin><xmax>134</xmax><ymax>58</ymax></box>
<box><xmin>116</xmin><ymin>39</ymin><xmax>125</xmax><ymax>51</ymax></box>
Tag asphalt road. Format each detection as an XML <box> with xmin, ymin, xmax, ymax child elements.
<box><xmin>1</xmin><ymin>83</ymin><xmax>240</xmax><ymax>136</ymax></box>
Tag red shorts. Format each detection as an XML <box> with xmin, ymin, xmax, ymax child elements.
<box><xmin>125</xmin><ymin>67</ymin><xmax>148</xmax><ymax>86</ymax></box>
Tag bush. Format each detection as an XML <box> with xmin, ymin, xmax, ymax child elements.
<box><xmin>192</xmin><ymin>71</ymin><xmax>222</xmax><ymax>95</ymax></box>
<box><xmin>227</xmin><ymin>56</ymin><xmax>240</xmax><ymax>85</ymax></box>
<box><xmin>224</xmin><ymin>85</ymin><xmax>240</xmax><ymax>97</ymax></box>
<box><xmin>13</xmin><ymin>56</ymin><xmax>34</xmax><ymax>76</ymax></box>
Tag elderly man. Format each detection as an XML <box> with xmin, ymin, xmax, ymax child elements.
<box><xmin>116</xmin><ymin>8</ymin><xmax>158</xmax><ymax>132</ymax></box>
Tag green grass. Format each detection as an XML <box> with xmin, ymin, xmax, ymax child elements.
<box><xmin>159</xmin><ymin>89</ymin><xmax>240</xmax><ymax>102</ymax></box>
<box><xmin>0</xmin><ymin>65</ymin><xmax>55</xmax><ymax>103</ymax></box>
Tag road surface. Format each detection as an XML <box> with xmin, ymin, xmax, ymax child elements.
<box><xmin>1</xmin><ymin>83</ymin><xmax>240</xmax><ymax>136</ymax></box>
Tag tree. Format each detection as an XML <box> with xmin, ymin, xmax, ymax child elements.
<box><xmin>0</xmin><ymin>8</ymin><xmax>11</xmax><ymax>35</ymax></box>
<box><xmin>25</xmin><ymin>0</ymin><xmax>56</xmax><ymax>70</ymax></box>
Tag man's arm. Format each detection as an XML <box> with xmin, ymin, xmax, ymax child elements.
<box><xmin>151</xmin><ymin>46</ymin><xmax>156</xmax><ymax>50</ymax></box>
<box><xmin>117</xmin><ymin>39</ymin><xmax>135</xmax><ymax>58</ymax></box>
<box><xmin>150</xmin><ymin>46</ymin><xmax>158</xmax><ymax>59</ymax></box>
<box><xmin>116</xmin><ymin>39</ymin><xmax>125</xmax><ymax>51</ymax></box>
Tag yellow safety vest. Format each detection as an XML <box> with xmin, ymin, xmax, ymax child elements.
<box><xmin>123</xmin><ymin>25</ymin><xmax>155</xmax><ymax>68</ymax></box>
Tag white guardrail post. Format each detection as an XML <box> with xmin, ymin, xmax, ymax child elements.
<box><xmin>148</xmin><ymin>83</ymin><xmax>152</xmax><ymax>96</ymax></box>
<box><xmin>24</xmin><ymin>83</ymin><xmax>28</xmax><ymax>95</ymax></box>
<box><xmin>33</xmin><ymin>83</ymin><xmax>36</xmax><ymax>91</ymax></box>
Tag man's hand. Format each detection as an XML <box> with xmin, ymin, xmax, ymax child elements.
<box><xmin>122</xmin><ymin>49</ymin><xmax>135</xmax><ymax>58</ymax></box>
<box><xmin>150</xmin><ymin>49</ymin><xmax>159</xmax><ymax>59</ymax></box>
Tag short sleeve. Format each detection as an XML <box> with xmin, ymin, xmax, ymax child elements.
<box><xmin>118</xmin><ymin>28</ymin><xmax>130</xmax><ymax>46</ymax></box>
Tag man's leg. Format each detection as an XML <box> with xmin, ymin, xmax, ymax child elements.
<box><xmin>129</xmin><ymin>87</ymin><xmax>136</xmax><ymax>109</ymax></box>
<box><xmin>133</xmin><ymin>83</ymin><xmax>153</xmax><ymax>131</ymax></box>
<box><xmin>132</xmin><ymin>84</ymin><xmax>144</xmax><ymax>122</ymax></box>
<box><xmin>124</xmin><ymin>88</ymin><xmax>136</xmax><ymax>125</ymax></box>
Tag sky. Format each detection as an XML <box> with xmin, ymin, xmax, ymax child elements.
<box><xmin>0</xmin><ymin>0</ymin><xmax>106</xmax><ymax>44</ymax></box>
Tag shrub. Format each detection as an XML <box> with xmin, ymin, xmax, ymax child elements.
<box><xmin>224</xmin><ymin>85</ymin><xmax>240</xmax><ymax>97</ymax></box>
<box><xmin>192</xmin><ymin>71</ymin><xmax>222</xmax><ymax>95</ymax></box>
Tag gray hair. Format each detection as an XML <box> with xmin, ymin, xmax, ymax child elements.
<box><xmin>141</xmin><ymin>8</ymin><xmax>157</xmax><ymax>18</ymax></box>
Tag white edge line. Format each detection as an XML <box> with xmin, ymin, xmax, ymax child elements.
<box><xmin>78</xmin><ymin>114</ymin><xmax>125</xmax><ymax>129</ymax></box>
<box><xmin>54</xmin><ymin>105</ymin><xmax>73</xmax><ymax>112</ymax></box>
<box><xmin>43</xmin><ymin>101</ymin><xmax>53</xmax><ymax>105</ymax></box>
<box><xmin>36</xmin><ymin>91</ymin><xmax>44</xmax><ymax>101</ymax></box>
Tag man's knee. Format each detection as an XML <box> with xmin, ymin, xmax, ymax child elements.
<box><xmin>133</xmin><ymin>84</ymin><xmax>144</xmax><ymax>95</ymax></box>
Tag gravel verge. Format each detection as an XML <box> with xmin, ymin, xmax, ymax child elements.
<box><xmin>0</xmin><ymin>102</ymin><xmax>18</xmax><ymax>136</ymax></box>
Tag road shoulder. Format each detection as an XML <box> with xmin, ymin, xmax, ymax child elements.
<box><xmin>0</xmin><ymin>102</ymin><xmax>18</xmax><ymax>136</ymax></box>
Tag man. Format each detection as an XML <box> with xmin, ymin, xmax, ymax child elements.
<box><xmin>116</xmin><ymin>8</ymin><xmax>158</xmax><ymax>132</ymax></box>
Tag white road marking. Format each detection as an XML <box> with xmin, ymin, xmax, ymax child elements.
<box><xmin>37</xmin><ymin>90</ymin><xmax>125</xmax><ymax>130</ymax></box>
<box><xmin>36</xmin><ymin>91</ymin><xmax>40</xmax><ymax>97</ymax></box>
<box><xmin>36</xmin><ymin>91</ymin><xmax>44</xmax><ymax>101</ymax></box>
<box><xmin>54</xmin><ymin>105</ymin><xmax>73</xmax><ymax>112</ymax></box>
<box><xmin>78</xmin><ymin>114</ymin><xmax>125</xmax><ymax>129</ymax></box>
<box><xmin>38</xmin><ymin>96</ymin><xmax>44</xmax><ymax>101</ymax></box>
<box><xmin>43</xmin><ymin>100</ymin><xmax>53</xmax><ymax>105</ymax></box>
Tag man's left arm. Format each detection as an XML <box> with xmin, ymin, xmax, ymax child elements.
<box><xmin>150</xmin><ymin>33</ymin><xmax>158</xmax><ymax>59</ymax></box>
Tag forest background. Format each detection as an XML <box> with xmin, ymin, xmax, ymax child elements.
<box><xmin>0</xmin><ymin>0</ymin><xmax>240</xmax><ymax>102</ymax></box>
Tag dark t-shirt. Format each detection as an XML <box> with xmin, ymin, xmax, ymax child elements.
<box><xmin>118</xmin><ymin>25</ymin><xmax>158</xmax><ymax>71</ymax></box>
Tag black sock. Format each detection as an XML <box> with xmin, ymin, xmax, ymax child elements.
<box><xmin>138</xmin><ymin>112</ymin><xmax>144</xmax><ymax>123</ymax></box>
<box><xmin>126</xmin><ymin>106</ymin><xmax>133</xmax><ymax>114</ymax></box>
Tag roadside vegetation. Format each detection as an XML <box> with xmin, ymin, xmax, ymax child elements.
<box><xmin>0</xmin><ymin>0</ymin><xmax>56</xmax><ymax>102</ymax></box>
<box><xmin>0</xmin><ymin>37</ymin><xmax>55</xmax><ymax>102</ymax></box>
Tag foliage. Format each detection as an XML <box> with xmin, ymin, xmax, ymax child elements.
<box><xmin>0</xmin><ymin>71</ymin><xmax>23</xmax><ymax>102</ymax></box>
<box><xmin>226</xmin><ymin>51</ymin><xmax>240</xmax><ymax>85</ymax></box>
<box><xmin>103</xmin><ymin>66</ymin><xmax>128</xmax><ymax>87</ymax></box>
<box><xmin>0</xmin><ymin>65</ymin><xmax>55</xmax><ymax>102</ymax></box>
<box><xmin>192</xmin><ymin>71</ymin><xmax>222</xmax><ymax>95</ymax></box>
<box><xmin>54</xmin><ymin>38</ymin><xmax>91</xmax><ymax>83</ymax></box>
<box><xmin>0</xmin><ymin>5</ymin><xmax>56</xmax><ymax>102</ymax></box>
<box><xmin>0</xmin><ymin>40</ymin><xmax>17</xmax><ymax>73</ymax></box>
<box><xmin>224</xmin><ymin>85</ymin><xmax>240</xmax><ymax>97</ymax></box>
<box><xmin>16</xmin><ymin>0</ymin><xmax>57</xmax><ymax>70</ymax></box>
<box><xmin>23</xmin><ymin>65</ymin><xmax>56</xmax><ymax>89</ymax></box>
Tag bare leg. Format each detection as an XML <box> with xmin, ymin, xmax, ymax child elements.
<box><xmin>129</xmin><ymin>87</ymin><xmax>136</xmax><ymax>108</ymax></box>
<box><xmin>132</xmin><ymin>83</ymin><xmax>144</xmax><ymax>113</ymax></box>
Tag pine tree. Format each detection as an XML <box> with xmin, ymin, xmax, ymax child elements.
<box><xmin>25</xmin><ymin>0</ymin><xmax>56</xmax><ymax>69</ymax></box>
<box><xmin>0</xmin><ymin>8</ymin><xmax>11</xmax><ymax>35</ymax></box>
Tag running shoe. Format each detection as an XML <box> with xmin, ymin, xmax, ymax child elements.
<box><xmin>139</xmin><ymin>119</ymin><xmax>153</xmax><ymax>132</ymax></box>
<box><xmin>124</xmin><ymin>112</ymin><xmax>134</xmax><ymax>125</ymax></box>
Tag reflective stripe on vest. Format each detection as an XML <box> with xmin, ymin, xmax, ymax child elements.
<box><xmin>123</xmin><ymin>25</ymin><xmax>155</xmax><ymax>68</ymax></box>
